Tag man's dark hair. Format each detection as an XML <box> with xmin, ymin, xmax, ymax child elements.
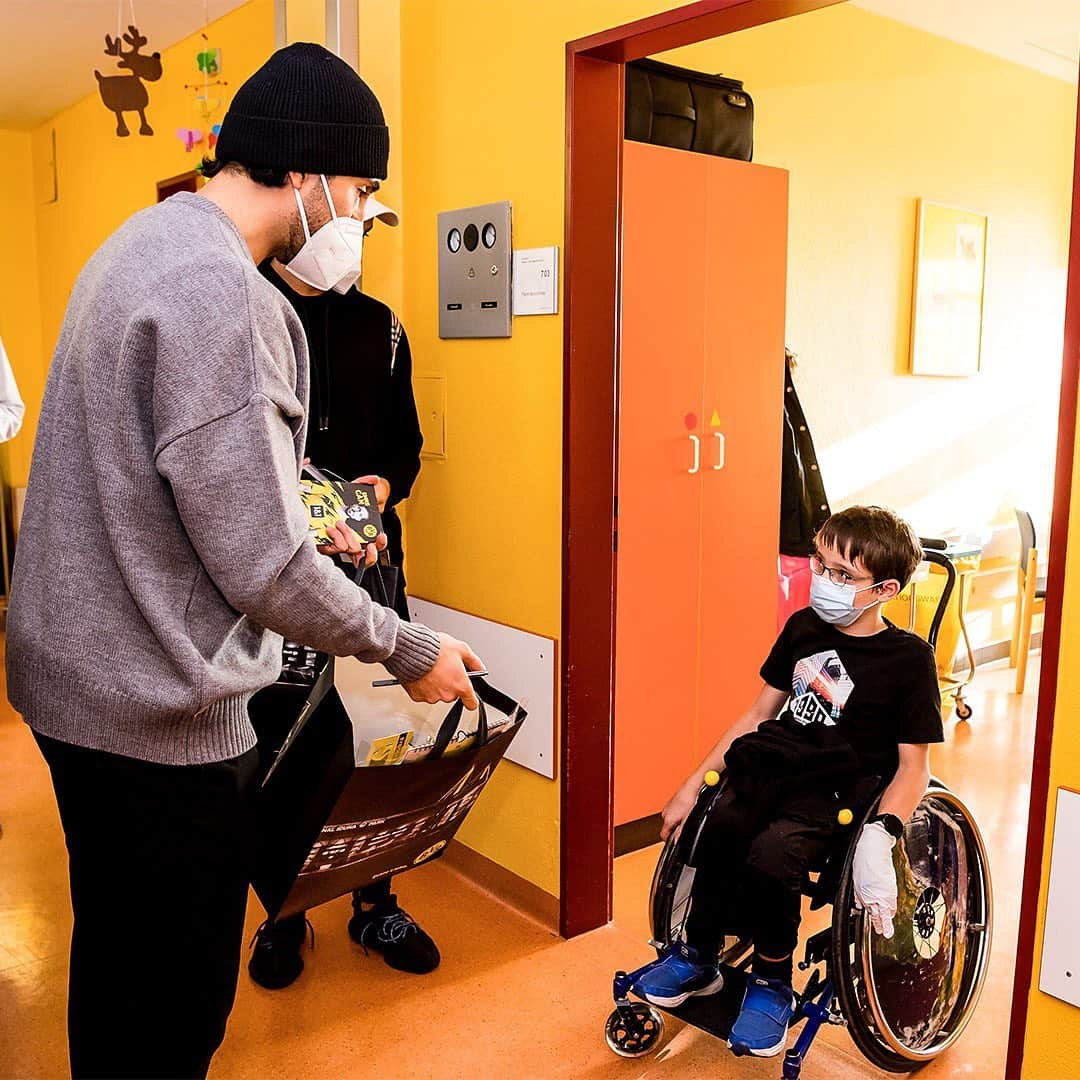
<box><xmin>815</xmin><ymin>506</ymin><xmax>922</xmax><ymax>589</ymax></box>
<box><xmin>199</xmin><ymin>157</ymin><xmax>290</xmax><ymax>187</ymax></box>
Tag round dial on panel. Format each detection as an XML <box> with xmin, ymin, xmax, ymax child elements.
<box><xmin>447</xmin><ymin>228</ymin><xmax>462</xmax><ymax>253</ymax></box>
<box><xmin>482</xmin><ymin>222</ymin><xmax>497</xmax><ymax>249</ymax></box>
<box><xmin>463</xmin><ymin>223</ymin><xmax>480</xmax><ymax>252</ymax></box>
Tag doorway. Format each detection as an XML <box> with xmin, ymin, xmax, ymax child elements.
<box><xmin>156</xmin><ymin>170</ymin><xmax>200</xmax><ymax>202</ymax></box>
<box><xmin>560</xmin><ymin>2</ymin><xmax>1080</xmax><ymax>1076</ymax></box>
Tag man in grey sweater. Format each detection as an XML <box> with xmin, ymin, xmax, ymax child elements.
<box><xmin>6</xmin><ymin>43</ymin><xmax>479</xmax><ymax>1080</ymax></box>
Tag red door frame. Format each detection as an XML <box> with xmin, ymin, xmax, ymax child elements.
<box><xmin>560</xmin><ymin>2</ymin><xmax>1080</xmax><ymax>1075</ymax></box>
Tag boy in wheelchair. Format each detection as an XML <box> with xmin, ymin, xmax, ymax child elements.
<box><xmin>634</xmin><ymin>506</ymin><xmax>943</xmax><ymax>1058</ymax></box>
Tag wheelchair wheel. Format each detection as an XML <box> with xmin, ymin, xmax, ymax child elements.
<box><xmin>605</xmin><ymin>1004</ymin><xmax>664</xmax><ymax>1058</ymax></box>
<box><xmin>649</xmin><ymin>794</ymin><xmax>752</xmax><ymax>968</ymax></box>
<box><xmin>831</xmin><ymin>785</ymin><xmax>992</xmax><ymax>1072</ymax></box>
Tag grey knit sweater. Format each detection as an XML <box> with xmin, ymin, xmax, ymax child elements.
<box><xmin>6</xmin><ymin>193</ymin><xmax>441</xmax><ymax>765</ymax></box>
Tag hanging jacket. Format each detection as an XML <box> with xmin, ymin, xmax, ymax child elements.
<box><xmin>780</xmin><ymin>357</ymin><xmax>830</xmax><ymax>557</ymax></box>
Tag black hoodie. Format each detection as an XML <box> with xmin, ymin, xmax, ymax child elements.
<box><xmin>261</xmin><ymin>264</ymin><xmax>423</xmax><ymax>576</ymax></box>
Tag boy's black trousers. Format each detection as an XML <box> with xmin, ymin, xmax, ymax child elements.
<box><xmin>685</xmin><ymin>781</ymin><xmax>843</xmax><ymax>959</ymax></box>
<box><xmin>35</xmin><ymin>730</ymin><xmax>258</xmax><ymax>1080</ymax></box>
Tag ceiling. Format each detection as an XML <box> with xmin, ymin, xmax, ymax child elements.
<box><xmin>0</xmin><ymin>0</ymin><xmax>254</xmax><ymax>130</ymax></box>
<box><xmin>852</xmin><ymin>0</ymin><xmax>1080</xmax><ymax>83</ymax></box>
<box><xmin>1</xmin><ymin>0</ymin><xmax>1077</xmax><ymax>132</ymax></box>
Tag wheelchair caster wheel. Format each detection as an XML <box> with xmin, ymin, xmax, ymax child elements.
<box><xmin>605</xmin><ymin>1004</ymin><xmax>664</xmax><ymax>1058</ymax></box>
<box><xmin>955</xmin><ymin>699</ymin><xmax>973</xmax><ymax>721</ymax></box>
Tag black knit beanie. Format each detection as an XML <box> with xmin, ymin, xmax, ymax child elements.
<box><xmin>215</xmin><ymin>43</ymin><xmax>389</xmax><ymax>179</ymax></box>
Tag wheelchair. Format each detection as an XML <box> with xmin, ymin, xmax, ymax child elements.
<box><xmin>604</xmin><ymin>543</ymin><xmax>993</xmax><ymax>1078</ymax></box>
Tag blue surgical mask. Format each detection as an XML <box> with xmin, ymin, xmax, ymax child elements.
<box><xmin>809</xmin><ymin>571</ymin><xmax>884</xmax><ymax>627</ymax></box>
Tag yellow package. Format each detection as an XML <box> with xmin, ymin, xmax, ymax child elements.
<box><xmin>299</xmin><ymin>477</ymin><xmax>346</xmax><ymax>547</ymax></box>
<box><xmin>360</xmin><ymin>731</ymin><xmax>414</xmax><ymax>766</ymax></box>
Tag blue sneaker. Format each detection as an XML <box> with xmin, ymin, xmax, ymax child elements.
<box><xmin>728</xmin><ymin>976</ymin><xmax>795</xmax><ymax>1057</ymax></box>
<box><xmin>632</xmin><ymin>944</ymin><xmax>724</xmax><ymax>1008</ymax></box>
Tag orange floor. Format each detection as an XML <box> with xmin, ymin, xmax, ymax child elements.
<box><xmin>1</xmin><ymin>656</ymin><xmax>1036</xmax><ymax>1079</ymax></box>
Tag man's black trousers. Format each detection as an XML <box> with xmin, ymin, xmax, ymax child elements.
<box><xmin>35</xmin><ymin>731</ymin><xmax>258</xmax><ymax>1080</ymax></box>
<box><xmin>684</xmin><ymin>782</ymin><xmax>841</xmax><ymax>959</ymax></box>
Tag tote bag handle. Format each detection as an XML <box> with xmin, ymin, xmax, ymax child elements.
<box><xmin>429</xmin><ymin>677</ymin><xmax>520</xmax><ymax>759</ymax></box>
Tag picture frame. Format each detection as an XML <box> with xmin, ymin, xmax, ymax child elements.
<box><xmin>909</xmin><ymin>199</ymin><xmax>988</xmax><ymax>377</ymax></box>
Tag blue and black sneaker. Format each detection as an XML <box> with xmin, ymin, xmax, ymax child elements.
<box><xmin>632</xmin><ymin>944</ymin><xmax>724</xmax><ymax>1008</ymax></box>
<box><xmin>727</xmin><ymin>976</ymin><xmax>795</xmax><ymax>1057</ymax></box>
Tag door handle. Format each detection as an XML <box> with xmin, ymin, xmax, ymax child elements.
<box><xmin>712</xmin><ymin>432</ymin><xmax>726</xmax><ymax>470</ymax></box>
<box><xmin>688</xmin><ymin>434</ymin><xmax>701</xmax><ymax>474</ymax></box>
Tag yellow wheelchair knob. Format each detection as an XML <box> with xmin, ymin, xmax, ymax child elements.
<box><xmin>704</xmin><ymin>770</ymin><xmax>721</xmax><ymax>787</ymax></box>
<box><xmin>837</xmin><ymin>808</ymin><xmax>853</xmax><ymax>826</ymax></box>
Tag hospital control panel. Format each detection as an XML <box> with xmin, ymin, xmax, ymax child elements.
<box><xmin>438</xmin><ymin>201</ymin><xmax>512</xmax><ymax>338</ymax></box>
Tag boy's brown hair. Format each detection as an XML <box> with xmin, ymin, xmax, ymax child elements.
<box><xmin>815</xmin><ymin>506</ymin><xmax>922</xmax><ymax>589</ymax></box>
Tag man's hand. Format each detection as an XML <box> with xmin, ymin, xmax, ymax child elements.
<box><xmin>402</xmin><ymin>633</ymin><xmax>483</xmax><ymax>710</ymax></box>
<box><xmin>660</xmin><ymin>779</ymin><xmax>701</xmax><ymax>842</ymax></box>
<box><xmin>320</xmin><ymin>519</ymin><xmax>386</xmax><ymax>570</ymax></box>
<box><xmin>853</xmin><ymin>821</ymin><xmax>898</xmax><ymax>938</ymax></box>
<box><xmin>354</xmin><ymin>474</ymin><xmax>391</xmax><ymax>514</ymax></box>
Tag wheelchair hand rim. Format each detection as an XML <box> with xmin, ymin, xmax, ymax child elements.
<box><xmin>854</xmin><ymin>787</ymin><xmax>994</xmax><ymax>1062</ymax></box>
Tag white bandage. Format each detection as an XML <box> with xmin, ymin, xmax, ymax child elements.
<box><xmin>853</xmin><ymin>821</ymin><xmax>898</xmax><ymax>939</ymax></box>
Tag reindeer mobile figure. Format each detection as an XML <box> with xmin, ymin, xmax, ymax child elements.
<box><xmin>95</xmin><ymin>25</ymin><xmax>163</xmax><ymax>137</ymax></box>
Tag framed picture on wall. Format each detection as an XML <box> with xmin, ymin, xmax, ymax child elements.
<box><xmin>909</xmin><ymin>200</ymin><xmax>988</xmax><ymax>377</ymax></box>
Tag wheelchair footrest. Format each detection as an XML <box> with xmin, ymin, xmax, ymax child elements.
<box><xmin>648</xmin><ymin>964</ymin><xmax>748</xmax><ymax>1040</ymax></box>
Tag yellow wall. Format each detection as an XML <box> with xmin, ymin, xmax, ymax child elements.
<box><xmin>661</xmin><ymin>5</ymin><xmax>1075</xmax><ymax>658</ymax></box>
<box><xmin>396</xmin><ymin>0</ymin><xmax>655</xmax><ymax>899</ymax></box>
<box><xmin>17</xmin><ymin>0</ymin><xmax>275</xmax><ymax>489</ymax></box>
<box><xmin>393</xmin><ymin>2</ymin><xmax>1075</xmax><ymax>898</ymax></box>
<box><xmin>1021</xmin><ymin>389</ymin><xmax>1080</xmax><ymax>1073</ymax></box>
<box><xmin>285</xmin><ymin>0</ymin><xmax>324</xmax><ymax>47</ymax></box>
<box><xmin>0</xmin><ymin>129</ymin><xmax>44</xmax><ymax>490</ymax></box>
<box><xmin>357</xmin><ymin>0</ymin><xmax>404</xmax><ymax>315</ymax></box>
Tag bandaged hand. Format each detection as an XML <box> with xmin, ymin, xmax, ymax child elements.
<box><xmin>853</xmin><ymin>821</ymin><xmax>898</xmax><ymax>938</ymax></box>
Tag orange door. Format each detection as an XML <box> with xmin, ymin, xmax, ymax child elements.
<box><xmin>697</xmin><ymin>156</ymin><xmax>788</xmax><ymax>753</ymax></box>
<box><xmin>614</xmin><ymin>141</ymin><xmax>706</xmax><ymax>825</ymax></box>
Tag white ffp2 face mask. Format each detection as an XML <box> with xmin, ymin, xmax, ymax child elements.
<box><xmin>809</xmin><ymin>571</ymin><xmax>884</xmax><ymax>628</ymax></box>
<box><xmin>284</xmin><ymin>175</ymin><xmax>365</xmax><ymax>294</ymax></box>
<box><xmin>330</xmin><ymin>263</ymin><xmax>363</xmax><ymax>295</ymax></box>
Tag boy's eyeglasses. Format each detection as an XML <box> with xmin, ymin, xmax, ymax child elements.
<box><xmin>809</xmin><ymin>553</ymin><xmax>867</xmax><ymax>587</ymax></box>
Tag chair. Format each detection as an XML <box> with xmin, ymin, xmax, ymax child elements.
<box><xmin>1011</xmin><ymin>510</ymin><xmax>1047</xmax><ymax>695</ymax></box>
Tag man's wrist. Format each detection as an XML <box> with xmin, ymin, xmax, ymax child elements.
<box><xmin>384</xmin><ymin>622</ymin><xmax>441</xmax><ymax>684</ymax></box>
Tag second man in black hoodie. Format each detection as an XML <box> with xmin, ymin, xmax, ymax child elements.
<box><xmin>250</xmin><ymin>194</ymin><xmax>440</xmax><ymax>988</ymax></box>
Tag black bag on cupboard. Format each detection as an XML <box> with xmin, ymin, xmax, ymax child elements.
<box><xmin>625</xmin><ymin>58</ymin><xmax>753</xmax><ymax>162</ymax></box>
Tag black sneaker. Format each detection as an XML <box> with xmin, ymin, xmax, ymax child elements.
<box><xmin>248</xmin><ymin>914</ymin><xmax>313</xmax><ymax>990</ymax></box>
<box><xmin>347</xmin><ymin>893</ymin><xmax>441</xmax><ymax>974</ymax></box>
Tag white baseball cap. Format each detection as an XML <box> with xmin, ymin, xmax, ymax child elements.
<box><xmin>363</xmin><ymin>195</ymin><xmax>399</xmax><ymax>227</ymax></box>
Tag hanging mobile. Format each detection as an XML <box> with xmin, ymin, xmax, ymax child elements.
<box><xmin>184</xmin><ymin>2</ymin><xmax>228</xmax><ymax>125</ymax></box>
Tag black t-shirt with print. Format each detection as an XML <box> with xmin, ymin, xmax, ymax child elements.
<box><xmin>758</xmin><ymin>607</ymin><xmax>944</xmax><ymax>782</ymax></box>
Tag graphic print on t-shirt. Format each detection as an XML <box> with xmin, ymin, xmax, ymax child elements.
<box><xmin>790</xmin><ymin>649</ymin><xmax>855</xmax><ymax>727</ymax></box>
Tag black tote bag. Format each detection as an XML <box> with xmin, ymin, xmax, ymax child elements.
<box><xmin>252</xmin><ymin>673</ymin><xmax>526</xmax><ymax>921</ymax></box>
